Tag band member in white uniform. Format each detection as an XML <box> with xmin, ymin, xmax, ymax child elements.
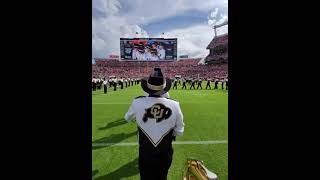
<box><xmin>124</xmin><ymin>68</ymin><xmax>184</xmax><ymax>180</ymax></box>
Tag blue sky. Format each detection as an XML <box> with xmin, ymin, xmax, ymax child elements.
<box><xmin>92</xmin><ymin>0</ymin><xmax>228</xmax><ymax>62</ymax></box>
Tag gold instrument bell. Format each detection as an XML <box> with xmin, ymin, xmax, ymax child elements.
<box><xmin>182</xmin><ymin>158</ymin><xmax>218</xmax><ymax>180</ymax></box>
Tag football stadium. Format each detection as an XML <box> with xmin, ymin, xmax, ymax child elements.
<box><xmin>92</xmin><ymin>22</ymin><xmax>228</xmax><ymax>179</ymax></box>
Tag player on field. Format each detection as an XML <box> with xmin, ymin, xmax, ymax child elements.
<box><xmin>125</xmin><ymin>68</ymin><xmax>184</xmax><ymax>180</ymax></box>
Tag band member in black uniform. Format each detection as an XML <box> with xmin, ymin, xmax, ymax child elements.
<box><xmin>181</xmin><ymin>78</ymin><xmax>187</xmax><ymax>90</ymax></box>
<box><xmin>172</xmin><ymin>79</ymin><xmax>178</xmax><ymax>90</ymax></box>
<box><xmin>214</xmin><ymin>79</ymin><xmax>219</xmax><ymax>89</ymax></box>
<box><xmin>103</xmin><ymin>78</ymin><xmax>108</xmax><ymax>94</ymax></box>
<box><xmin>196</xmin><ymin>78</ymin><xmax>203</xmax><ymax>89</ymax></box>
<box><xmin>190</xmin><ymin>79</ymin><xmax>196</xmax><ymax>90</ymax></box>
<box><xmin>124</xmin><ymin>68</ymin><xmax>184</xmax><ymax>180</ymax></box>
<box><xmin>120</xmin><ymin>77</ymin><xmax>124</xmax><ymax>89</ymax></box>
<box><xmin>205</xmin><ymin>78</ymin><xmax>211</xmax><ymax>89</ymax></box>
<box><xmin>221</xmin><ymin>79</ymin><xmax>224</xmax><ymax>90</ymax></box>
<box><xmin>131</xmin><ymin>79</ymin><xmax>134</xmax><ymax>86</ymax></box>
<box><xmin>125</xmin><ymin>78</ymin><xmax>128</xmax><ymax>88</ymax></box>
<box><xmin>128</xmin><ymin>78</ymin><xmax>131</xmax><ymax>87</ymax></box>
<box><xmin>113</xmin><ymin>79</ymin><xmax>117</xmax><ymax>91</ymax></box>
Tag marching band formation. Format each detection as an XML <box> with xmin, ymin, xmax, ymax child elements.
<box><xmin>92</xmin><ymin>77</ymin><xmax>228</xmax><ymax>94</ymax></box>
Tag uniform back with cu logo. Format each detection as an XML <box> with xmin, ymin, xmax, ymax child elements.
<box><xmin>143</xmin><ymin>103</ymin><xmax>172</xmax><ymax>123</ymax></box>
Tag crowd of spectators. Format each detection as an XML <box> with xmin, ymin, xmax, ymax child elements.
<box><xmin>93</xmin><ymin>58</ymin><xmax>227</xmax><ymax>80</ymax></box>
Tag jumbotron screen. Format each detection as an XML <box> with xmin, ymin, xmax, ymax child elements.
<box><xmin>120</xmin><ymin>38</ymin><xmax>177</xmax><ymax>61</ymax></box>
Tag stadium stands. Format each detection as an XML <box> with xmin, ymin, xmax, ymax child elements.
<box><xmin>93</xmin><ymin>34</ymin><xmax>228</xmax><ymax>79</ymax></box>
<box><xmin>93</xmin><ymin>58</ymin><xmax>227</xmax><ymax>79</ymax></box>
<box><xmin>205</xmin><ymin>34</ymin><xmax>228</xmax><ymax>64</ymax></box>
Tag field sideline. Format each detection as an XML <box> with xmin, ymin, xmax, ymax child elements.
<box><xmin>92</xmin><ymin>84</ymin><xmax>228</xmax><ymax>180</ymax></box>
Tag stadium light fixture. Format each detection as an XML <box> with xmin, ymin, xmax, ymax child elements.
<box><xmin>213</xmin><ymin>21</ymin><xmax>228</xmax><ymax>37</ymax></box>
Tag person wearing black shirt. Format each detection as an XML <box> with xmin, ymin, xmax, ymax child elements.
<box><xmin>214</xmin><ymin>79</ymin><xmax>219</xmax><ymax>89</ymax></box>
<box><xmin>221</xmin><ymin>80</ymin><xmax>224</xmax><ymax>90</ymax></box>
<box><xmin>172</xmin><ymin>79</ymin><xmax>178</xmax><ymax>90</ymax></box>
<box><xmin>120</xmin><ymin>78</ymin><xmax>124</xmax><ymax>89</ymax></box>
<box><xmin>196</xmin><ymin>78</ymin><xmax>203</xmax><ymax>89</ymax></box>
<box><xmin>190</xmin><ymin>79</ymin><xmax>196</xmax><ymax>90</ymax></box>
<box><xmin>113</xmin><ymin>79</ymin><xmax>117</xmax><ymax>91</ymax></box>
<box><xmin>181</xmin><ymin>78</ymin><xmax>187</xmax><ymax>90</ymax></box>
<box><xmin>205</xmin><ymin>78</ymin><xmax>211</xmax><ymax>89</ymax></box>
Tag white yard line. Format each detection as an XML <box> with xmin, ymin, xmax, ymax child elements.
<box><xmin>92</xmin><ymin>140</ymin><xmax>228</xmax><ymax>147</ymax></box>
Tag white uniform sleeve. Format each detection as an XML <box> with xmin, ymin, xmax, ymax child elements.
<box><xmin>124</xmin><ymin>102</ymin><xmax>136</xmax><ymax>122</ymax></box>
<box><xmin>173</xmin><ymin>103</ymin><xmax>184</xmax><ymax>136</ymax></box>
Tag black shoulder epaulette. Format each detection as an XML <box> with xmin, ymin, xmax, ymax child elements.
<box><xmin>134</xmin><ymin>96</ymin><xmax>146</xmax><ymax>99</ymax></box>
<box><xmin>165</xmin><ymin>97</ymin><xmax>178</xmax><ymax>102</ymax></box>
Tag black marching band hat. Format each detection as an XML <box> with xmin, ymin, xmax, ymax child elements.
<box><xmin>141</xmin><ymin>68</ymin><xmax>172</xmax><ymax>95</ymax></box>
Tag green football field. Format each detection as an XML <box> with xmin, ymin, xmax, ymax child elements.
<box><xmin>92</xmin><ymin>83</ymin><xmax>228</xmax><ymax>180</ymax></box>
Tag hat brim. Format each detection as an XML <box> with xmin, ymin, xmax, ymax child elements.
<box><xmin>141</xmin><ymin>78</ymin><xmax>172</xmax><ymax>95</ymax></box>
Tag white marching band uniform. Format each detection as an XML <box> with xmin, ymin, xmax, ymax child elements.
<box><xmin>124</xmin><ymin>96</ymin><xmax>184</xmax><ymax>147</ymax></box>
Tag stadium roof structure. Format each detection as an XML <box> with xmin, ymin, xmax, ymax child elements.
<box><xmin>206</xmin><ymin>34</ymin><xmax>228</xmax><ymax>49</ymax></box>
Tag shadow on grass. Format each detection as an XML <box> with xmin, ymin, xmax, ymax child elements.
<box><xmin>98</xmin><ymin>118</ymin><xmax>127</xmax><ymax>131</ymax></box>
<box><xmin>92</xmin><ymin>131</ymin><xmax>137</xmax><ymax>150</ymax></box>
<box><xmin>92</xmin><ymin>169</ymin><xmax>99</xmax><ymax>177</ymax></box>
<box><xmin>94</xmin><ymin>158</ymin><xmax>139</xmax><ymax>180</ymax></box>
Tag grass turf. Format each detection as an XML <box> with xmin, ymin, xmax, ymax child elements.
<box><xmin>92</xmin><ymin>83</ymin><xmax>228</xmax><ymax>180</ymax></box>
